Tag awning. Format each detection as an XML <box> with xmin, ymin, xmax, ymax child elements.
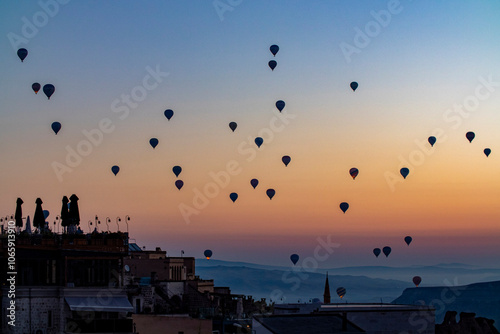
<box><xmin>65</xmin><ymin>296</ymin><xmax>133</xmax><ymax>312</ymax></box>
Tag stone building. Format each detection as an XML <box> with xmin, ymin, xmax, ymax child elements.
<box><xmin>0</xmin><ymin>231</ymin><xmax>134</xmax><ymax>334</ymax></box>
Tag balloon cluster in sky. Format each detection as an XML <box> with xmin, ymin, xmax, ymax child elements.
<box><xmin>16</xmin><ymin>41</ymin><xmax>493</xmax><ymax>281</ymax></box>
<box><xmin>17</xmin><ymin>49</ymin><xmax>58</xmax><ymax>134</ymax></box>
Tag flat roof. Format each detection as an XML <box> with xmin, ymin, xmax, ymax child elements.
<box><xmin>253</xmin><ymin>314</ymin><xmax>365</xmax><ymax>334</ymax></box>
<box><xmin>320</xmin><ymin>303</ymin><xmax>434</xmax><ymax>311</ymax></box>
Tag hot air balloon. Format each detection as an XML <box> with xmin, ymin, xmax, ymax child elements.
<box><xmin>484</xmin><ymin>148</ymin><xmax>491</xmax><ymax>157</ymax></box>
<box><xmin>382</xmin><ymin>246</ymin><xmax>391</xmax><ymax>257</ymax></box>
<box><xmin>428</xmin><ymin>136</ymin><xmax>436</xmax><ymax>147</ymax></box>
<box><xmin>175</xmin><ymin>180</ymin><xmax>184</xmax><ymax>190</ymax></box>
<box><xmin>229</xmin><ymin>122</ymin><xmax>237</xmax><ymax>132</ymax></box>
<box><xmin>250</xmin><ymin>179</ymin><xmax>259</xmax><ymax>189</ymax></box>
<box><xmin>339</xmin><ymin>202</ymin><xmax>349</xmax><ymax>213</ymax></box>
<box><xmin>266</xmin><ymin>189</ymin><xmax>275</xmax><ymax>200</ymax></box>
<box><xmin>173</xmin><ymin>166</ymin><xmax>182</xmax><ymax>177</ymax></box>
<box><xmin>51</xmin><ymin>122</ymin><xmax>61</xmax><ymax>135</ymax></box>
<box><xmin>149</xmin><ymin>138</ymin><xmax>159</xmax><ymax>149</ymax></box>
<box><xmin>350</xmin><ymin>82</ymin><xmax>358</xmax><ymax>91</ymax></box>
<box><xmin>404</xmin><ymin>236</ymin><xmax>412</xmax><ymax>246</ymax></box>
<box><xmin>413</xmin><ymin>276</ymin><xmax>422</xmax><ymax>287</ymax></box>
<box><xmin>275</xmin><ymin>100</ymin><xmax>285</xmax><ymax>112</ymax></box>
<box><xmin>336</xmin><ymin>287</ymin><xmax>346</xmax><ymax>299</ymax></box>
<box><xmin>229</xmin><ymin>192</ymin><xmax>238</xmax><ymax>203</ymax></box>
<box><xmin>270</xmin><ymin>45</ymin><xmax>279</xmax><ymax>56</ymax></box>
<box><xmin>268</xmin><ymin>60</ymin><xmax>277</xmax><ymax>71</ymax></box>
<box><xmin>32</xmin><ymin>83</ymin><xmax>41</xmax><ymax>94</ymax></box>
<box><xmin>43</xmin><ymin>84</ymin><xmax>55</xmax><ymax>99</ymax></box>
<box><xmin>349</xmin><ymin>168</ymin><xmax>359</xmax><ymax>180</ymax></box>
<box><xmin>17</xmin><ymin>48</ymin><xmax>28</xmax><ymax>62</ymax></box>
<box><xmin>164</xmin><ymin>109</ymin><xmax>174</xmax><ymax>120</ymax></box>
<box><xmin>373</xmin><ymin>248</ymin><xmax>381</xmax><ymax>258</ymax></box>
<box><xmin>255</xmin><ymin>137</ymin><xmax>263</xmax><ymax>148</ymax></box>
<box><xmin>282</xmin><ymin>155</ymin><xmax>291</xmax><ymax>166</ymax></box>
<box><xmin>466</xmin><ymin>131</ymin><xmax>475</xmax><ymax>143</ymax></box>
<box><xmin>400</xmin><ymin>167</ymin><xmax>409</xmax><ymax>179</ymax></box>
<box><xmin>290</xmin><ymin>254</ymin><xmax>299</xmax><ymax>265</ymax></box>
<box><xmin>111</xmin><ymin>165</ymin><xmax>120</xmax><ymax>176</ymax></box>
<box><xmin>204</xmin><ymin>249</ymin><xmax>213</xmax><ymax>260</ymax></box>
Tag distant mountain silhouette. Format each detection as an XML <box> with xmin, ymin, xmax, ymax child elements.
<box><xmin>196</xmin><ymin>259</ymin><xmax>500</xmax><ymax>285</ymax></box>
<box><xmin>392</xmin><ymin>280</ymin><xmax>500</xmax><ymax>326</ymax></box>
<box><xmin>196</xmin><ymin>265</ymin><xmax>411</xmax><ymax>303</ymax></box>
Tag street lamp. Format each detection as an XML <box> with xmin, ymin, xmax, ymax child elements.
<box><xmin>106</xmin><ymin>217</ymin><xmax>110</xmax><ymax>232</ymax></box>
<box><xmin>95</xmin><ymin>215</ymin><xmax>99</xmax><ymax>232</ymax></box>
<box><xmin>125</xmin><ymin>215</ymin><xmax>130</xmax><ymax>234</ymax></box>
<box><xmin>116</xmin><ymin>217</ymin><xmax>121</xmax><ymax>232</ymax></box>
<box><xmin>54</xmin><ymin>215</ymin><xmax>61</xmax><ymax>234</ymax></box>
<box><xmin>88</xmin><ymin>220</ymin><xmax>93</xmax><ymax>233</ymax></box>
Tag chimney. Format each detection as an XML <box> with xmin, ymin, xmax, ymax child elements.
<box><xmin>342</xmin><ymin>312</ymin><xmax>347</xmax><ymax>331</ymax></box>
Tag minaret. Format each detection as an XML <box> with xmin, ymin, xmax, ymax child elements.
<box><xmin>323</xmin><ymin>272</ymin><xmax>331</xmax><ymax>304</ymax></box>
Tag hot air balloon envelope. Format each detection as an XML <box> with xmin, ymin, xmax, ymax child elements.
<box><xmin>373</xmin><ymin>248</ymin><xmax>381</xmax><ymax>258</ymax></box>
<box><xmin>111</xmin><ymin>166</ymin><xmax>120</xmax><ymax>176</ymax></box>
<box><xmin>17</xmin><ymin>48</ymin><xmax>28</xmax><ymax>62</ymax></box>
<box><xmin>400</xmin><ymin>167</ymin><xmax>409</xmax><ymax>179</ymax></box>
<box><xmin>51</xmin><ymin>122</ymin><xmax>61</xmax><ymax>135</ymax></box>
<box><xmin>266</xmin><ymin>189</ymin><xmax>275</xmax><ymax>200</ymax></box>
<box><xmin>230</xmin><ymin>192</ymin><xmax>238</xmax><ymax>203</ymax></box>
<box><xmin>336</xmin><ymin>287</ymin><xmax>346</xmax><ymax>299</ymax></box>
<box><xmin>349</xmin><ymin>168</ymin><xmax>359</xmax><ymax>180</ymax></box>
<box><xmin>173</xmin><ymin>166</ymin><xmax>182</xmax><ymax>177</ymax></box>
<box><xmin>150</xmin><ymin>138</ymin><xmax>159</xmax><ymax>149</ymax></box>
<box><xmin>413</xmin><ymin>276</ymin><xmax>422</xmax><ymax>287</ymax></box>
<box><xmin>229</xmin><ymin>122</ymin><xmax>237</xmax><ymax>132</ymax></box>
<box><xmin>350</xmin><ymin>82</ymin><xmax>358</xmax><ymax>91</ymax></box>
<box><xmin>204</xmin><ymin>249</ymin><xmax>212</xmax><ymax>259</ymax></box>
<box><xmin>404</xmin><ymin>236</ymin><xmax>412</xmax><ymax>246</ymax></box>
<box><xmin>268</xmin><ymin>60</ymin><xmax>277</xmax><ymax>71</ymax></box>
<box><xmin>164</xmin><ymin>109</ymin><xmax>174</xmax><ymax>120</ymax></box>
<box><xmin>484</xmin><ymin>148</ymin><xmax>491</xmax><ymax>157</ymax></box>
<box><xmin>382</xmin><ymin>246</ymin><xmax>392</xmax><ymax>257</ymax></box>
<box><xmin>32</xmin><ymin>83</ymin><xmax>41</xmax><ymax>94</ymax></box>
<box><xmin>466</xmin><ymin>131</ymin><xmax>475</xmax><ymax>143</ymax></box>
<box><xmin>250</xmin><ymin>178</ymin><xmax>259</xmax><ymax>189</ymax></box>
<box><xmin>175</xmin><ymin>180</ymin><xmax>184</xmax><ymax>190</ymax></box>
<box><xmin>43</xmin><ymin>84</ymin><xmax>55</xmax><ymax>99</ymax></box>
<box><xmin>270</xmin><ymin>44</ymin><xmax>279</xmax><ymax>56</ymax></box>
<box><xmin>255</xmin><ymin>137</ymin><xmax>263</xmax><ymax>148</ymax></box>
<box><xmin>282</xmin><ymin>155</ymin><xmax>291</xmax><ymax>166</ymax></box>
<box><xmin>43</xmin><ymin>210</ymin><xmax>50</xmax><ymax>219</ymax></box>
<box><xmin>275</xmin><ymin>100</ymin><xmax>285</xmax><ymax>112</ymax></box>
<box><xmin>290</xmin><ymin>254</ymin><xmax>299</xmax><ymax>265</ymax></box>
<box><xmin>428</xmin><ymin>136</ymin><xmax>436</xmax><ymax>147</ymax></box>
<box><xmin>339</xmin><ymin>202</ymin><xmax>349</xmax><ymax>213</ymax></box>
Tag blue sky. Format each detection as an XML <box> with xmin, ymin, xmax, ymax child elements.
<box><xmin>1</xmin><ymin>1</ymin><xmax>500</xmax><ymax>268</ymax></box>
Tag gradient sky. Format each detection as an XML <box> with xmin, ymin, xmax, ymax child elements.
<box><xmin>1</xmin><ymin>1</ymin><xmax>500</xmax><ymax>269</ymax></box>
